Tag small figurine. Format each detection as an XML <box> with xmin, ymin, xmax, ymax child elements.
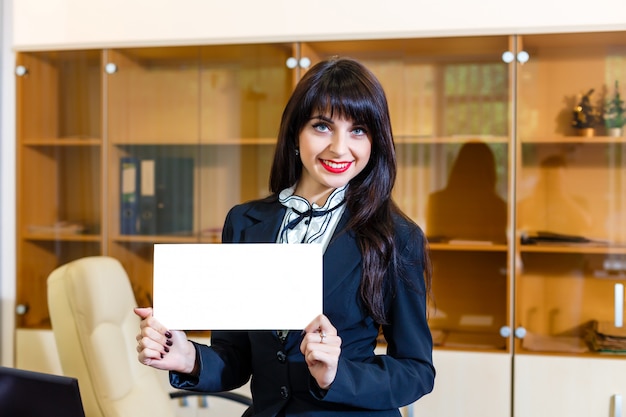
<box><xmin>604</xmin><ymin>81</ymin><xmax>625</xmax><ymax>133</ymax></box>
<box><xmin>572</xmin><ymin>88</ymin><xmax>601</xmax><ymax>130</ymax></box>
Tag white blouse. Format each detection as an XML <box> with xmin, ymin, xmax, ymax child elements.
<box><xmin>276</xmin><ymin>185</ymin><xmax>347</xmax><ymax>253</ymax></box>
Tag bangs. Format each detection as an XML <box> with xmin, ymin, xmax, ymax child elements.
<box><xmin>310</xmin><ymin>94</ymin><xmax>375</xmax><ymax>125</ymax></box>
<box><xmin>302</xmin><ymin>69</ymin><xmax>382</xmax><ymax>127</ymax></box>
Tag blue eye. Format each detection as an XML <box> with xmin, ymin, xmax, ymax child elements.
<box><xmin>352</xmin><ymin>127</ymin><xmax>368</xmax><ymax>136</ymax></box>
<box><xmin>312</xmin><ymin>122</ymin><xmax>330</xmax><ymax>132</ymax></box>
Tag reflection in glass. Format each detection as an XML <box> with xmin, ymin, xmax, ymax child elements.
<box><xmin>426</xmin><ymin>141</ymin><xmax>507</xmax><ymax>243</ymax></box>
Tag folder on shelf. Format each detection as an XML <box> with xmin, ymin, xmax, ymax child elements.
<box><xmin>139</xmin><ymin>159</ymin><xmax>157</xmax><ymax>235</ymax></box>
<box><xmin>155</xmin><ymin>157</ymin><xmax>194</xmax><ymax>235</ymax></box>
<box><xmin>120</xmin><ymin>157</ymin><xmax>140</xmax><ymax>235</ymax></box>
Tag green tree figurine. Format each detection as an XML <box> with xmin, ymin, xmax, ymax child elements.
<box><xmin>604</xmin><ymin>80</ymin><xmax>625</xmax><ymax>131</ymax></box>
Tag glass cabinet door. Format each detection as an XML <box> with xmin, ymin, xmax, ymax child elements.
<box><xmin>198</xmin><ymin>43</ymin><xmax>293</xmax><ymax>241</ymax></box>
<box><xmin>105</xmin><ymin>43</ymin><xmax>294</xmax><ymax>309</ymax></box>
<box><xmin>105</xmin><ymin>46</ymin><xmax>203</xmax><ymax>308</ymax></box>
<box><xmin>302</xmin><ymin>36</ymin><xmax>513</xmax><ymax>353</ymax></box>
<box><xmin>515</xmin><ymin>31</ymin><xmax>626</xmax><ymax>356</ymax></box>
<box><xmin>15</xmin><ymin>50</ymin><xmax>103</xmax><ymax>328</ymax></box>
<box><xmin>513</xmin><ymin>31</ymin><xmax>626</xmax><ymax>417</ymax></box>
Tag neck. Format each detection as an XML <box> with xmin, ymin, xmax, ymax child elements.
<box><xmin>294</xmin><ymin>188</ymin><xmax>334</xmax><ymax>207</ymax></box>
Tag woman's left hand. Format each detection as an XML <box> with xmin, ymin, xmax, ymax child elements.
<box><xmin>300</xmin><ymin>314</ymin><xmax>342</xmax><ymax>390</ymax></box>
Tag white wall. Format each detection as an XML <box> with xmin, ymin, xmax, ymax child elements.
<box><xmin>11</xmin><ymin>0</ymin><xmax>626</xmax><ymax>51</ymax></box>
<box><xmin>0</xmin><ymin>0</ymin><xmax>15</xmax><ymax>367</ymax></box>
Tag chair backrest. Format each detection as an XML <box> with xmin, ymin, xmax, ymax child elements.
<box><xmin>47</xmin><ymin>256</ymin><xmax>177</xmax><ymax>417</ymax></box>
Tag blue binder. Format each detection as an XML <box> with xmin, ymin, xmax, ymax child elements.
<box><xmin>155</xmin><ymin>157</ymin><xmax>194</xmax><ymax>235</ymax></box>
<box><xmin>139</xmin><ymin>159</ymin><xmax>157</xmax><ymax>235</ymax></box>
<box><xmin>120</xmin><ymin>157</ymin><xmax>140</xmax><ymax>235</ymax></box>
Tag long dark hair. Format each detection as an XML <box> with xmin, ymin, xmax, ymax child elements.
<box><xmin>269</xmin><ymin>57</ymin><xmax>430</xmax><ymax>323</ymax></box>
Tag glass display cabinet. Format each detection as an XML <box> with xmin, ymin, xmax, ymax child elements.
<box><xmin>14</xmin><ymin>30</ymin><xmax>626</xmax><ymax>417</ymax></box>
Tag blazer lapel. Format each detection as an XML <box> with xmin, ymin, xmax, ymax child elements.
<box><xmin>240</xmin><ymin>200</ymin><xmax>285</xmax><ymax>243</ymax></box>
<box><xmin>323</xmin><ymin>211</ymin><xmax>361</xmax><ymax>298</ymax></box>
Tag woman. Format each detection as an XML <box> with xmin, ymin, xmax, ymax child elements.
<box><xmin>136</xmin><ymin>57</ymin><xmax>435</xmax><ymax>416</ymax></box>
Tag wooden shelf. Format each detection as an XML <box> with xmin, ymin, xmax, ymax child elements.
<box><xmin>520</xmin><ymin>244</ymin><xmax>626</xmax><ymax>255</ymax></box>
<box><xmin>22</xmin><ymin>138</ymin><xmax>102</xmax><ymax>146</ymax></box>
<box><xmin>521</xmin><ymin>135</ymin><xmax>626</xmax><ymax>144</ymax></box>
<box><xmin>23</xmin><ymin>233</ymin><xmax>101</xmax><ymax>242</ymax></box>
<box><xmin>429</xmin><ymin>242</ymin><xmax>508</xmax><ymax>252</ymax></box>
<box><xmin>395</xmin><ymin>135</ymin><xmax>509</xmax><ymax>144</ymax></box>
<box><xmin>110</xmin><ymin>137</ymin><xmax>278</xmax><ymax>146</ymax></box>
<box><xmin>112</xmin><ymin>234</ymin><xmax>198</xmax><ymax>243</ymax></box>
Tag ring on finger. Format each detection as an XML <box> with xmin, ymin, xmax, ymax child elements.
<box><xmin>320</xmin><ymin>331</ymin><xmax>326</xmax><ymax>343</ymax></box>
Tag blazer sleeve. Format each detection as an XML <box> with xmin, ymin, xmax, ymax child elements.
<box><xmin>320</xmin><ymin>222</ymin><xmax>435</xmax><ymax>409</ymax></box>
<box><xmin>170</xmin><ymin>332</ymin><xmax>253</xmax><ymax>392</ymax></box>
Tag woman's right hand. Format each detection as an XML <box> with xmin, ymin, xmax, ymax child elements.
<box><xmin>134</xmin><ymin>307</ymin><xmax>197</xmax><ymax>374</ymax></box>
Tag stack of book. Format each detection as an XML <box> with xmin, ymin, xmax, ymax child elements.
<box><xmin>586</xmin><ymin>320</ymin><xmax>626</xmax><ymax>353</ymax></box>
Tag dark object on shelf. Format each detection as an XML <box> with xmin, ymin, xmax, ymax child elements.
<box><xmin>155</xmin><ymin>157</ymin><xmax>194</xmax><ymax>235</ymax></box>
<box><xmin>572</xmin><ymin>88</ymin><xmax>601</xmax><ymax>129</ymax></box>
<box><xmin>120</xmin><ymin>156</ymin><xmax>194</xmax><ymax>235</ymax></box>
<box><xmin>585</xmin><ymin>320</ymin><xmax>626</xmax><ymax>353</ymax></box>
<box><xmin>520</xmin><ymin>230</ymin><xmax>592</xmax><ymax>244</ymax></box>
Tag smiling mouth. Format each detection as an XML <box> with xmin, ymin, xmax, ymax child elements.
<box><xmin>320</xmin><ymin>159</ymin><xmax>352</xmax><ymax>173</ymax></box>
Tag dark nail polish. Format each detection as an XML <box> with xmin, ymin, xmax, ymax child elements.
<box><xmin>166</xmin><ymin>339</ymin><xmax>173</xmax><ymax>346</ymax></box>
<box><xmin>160</xmin><ymin>353</ymin><xmax>164</xmax><ymax>359</ymax></box>
<box><xmin>165</xmin><ymin>331</ymin><xmax>172</xmax><ymax>339</ymax></box>
<box><xmin>164</xmin><ymin>346</ymin><xmax>170</xmax><ymax>353</ymax></box>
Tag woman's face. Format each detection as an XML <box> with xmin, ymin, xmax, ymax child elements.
<box><xmin>295</xmin><ymin>112</ymin><xmax>372</xmax><ymax>205</ymax></box>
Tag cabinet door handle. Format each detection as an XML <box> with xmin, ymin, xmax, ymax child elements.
<box><xmin>615</xmin><ymin>283</ymin><xmax>624</xmax><ymax>328</ymax></box>
<box><xmin>104</xmin><ymin>62</ymin><xmax>118</xmax><ymax>74</ymax></box>
<box><xmin>15</xmin><ymin>65</ymin><xmax>28</xmax><ymax>76</ymax></box>
<box><xmin>613</xmin><ymin>394</ymin><xmax>622</xmax><ymax>417</ymax></box>
<box><xmin>15</xmin><ymin>304</ymin><xmax>29</xmax><ymax>315</ymax></box>
<box><xmin>499</xmin><ymin>326</ymin><xmax>511</xmax><ymax>337</ymax></box>
<box><xmin>286</xmin><ymin>57</ymin><xmax>298</xmax><ymax>69</ymax></box>
<box><xmin>501</xmin><ymin>51</ymin><xmax>514</xmax><ymax>63</ymax></box>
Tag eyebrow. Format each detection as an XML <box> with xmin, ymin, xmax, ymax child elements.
<box><xmin>309</xmin><ymin>114</ymin><xmax>367</xmax><ymax>129</ymax></box>
<box><xmin>310</xmin><ymin>114</ymin><xmax>334</xmax><ymax>123</ymax></box>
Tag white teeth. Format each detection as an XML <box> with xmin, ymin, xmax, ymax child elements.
<box><xmin>323</xmin><ymin>160</ymin><xmax>348</xmax><ymax>169</ymax></box>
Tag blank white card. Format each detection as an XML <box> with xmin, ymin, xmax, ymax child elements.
<box><xmin>152</xmin><ymin>243</ymin><xmax>323</xmax><ymax>330</ymax></box>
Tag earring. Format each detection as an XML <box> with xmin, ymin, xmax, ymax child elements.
<box><xmin>295</xmin><ymin>148</ymin><xmax>300</xmax><ymax>156</ymax></box>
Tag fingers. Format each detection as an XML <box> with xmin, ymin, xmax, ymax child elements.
<box><xmin>302</xmin><ymin>314</ymin><xmax>336</xmax><ymax>338</ymax></box>
<box><xmin>302</xmin><ymin>343</ymin><xmax>340</xmax><ymax>366</ymax></box>
<box><xmin>137</xmin><ymin>326</ymin><xmax>173</xmax><ymax>363</ymax></box>
<box><xmin>300</xmin><ymin>314</ymin><xmax>341</xmax><ymax>360</ymax></box>
<box><xmin>135</xmin><ymin>306</ymin><xmax>175</xmax><ymax>365</ymax></box>
<box><xmin>300</xmin><ymin>315</ymin><xmax>341</xmax><ymax>390</ymax></box>
<box><xmin>300</xmin><ymin>332</ymin><xmax>341</xmax><ymax>361</ymax></box>
<box><xmin>134</xmin><ymin>307</ymin><xmax>198</xmax><ymax>374</ymax></box>
<box><xmin>135</xmin><ymin>308</ymin><xmax>170</xmax><ymax>335</ymax></box>
<box><xmin>133</xmin><ymin>306</ymin><xmax>153</xmax><ymax>320</ymax></box>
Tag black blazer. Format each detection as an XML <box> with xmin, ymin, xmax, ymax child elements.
<box><xmin>171</xmin><ymin>197</ymin><xmax>435</xmax><ymax>416</ymax></box>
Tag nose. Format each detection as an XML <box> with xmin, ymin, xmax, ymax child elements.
<box><xmin>328</xmin><ymin>131</ymin><xmax>348</xmax><ymax>156</ymax></box>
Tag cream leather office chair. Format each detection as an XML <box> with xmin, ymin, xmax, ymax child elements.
<box><xmin>47</xmin><ymin>256</ymin><xmax>251</xmax><ymax>417</ymax></box>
